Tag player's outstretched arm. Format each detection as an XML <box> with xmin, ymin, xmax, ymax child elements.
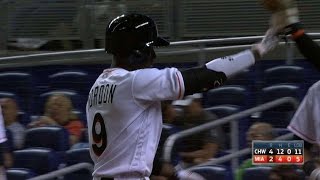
<box><xmin>181</xmin><ymin>28</ymin><xmax>279</xmax><ymax>95</ymax></box>
<box><xmin>262</xmin><ymin>0</ymin><xmax>320</xmax><ymax>70</ymax></box>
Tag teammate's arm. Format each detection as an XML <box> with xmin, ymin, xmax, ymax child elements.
<box><xmin>263</xmin><ymin>0</ymin><xmax>320</xmax><ymax>70</ymax></box>
<box><xmin>182</xmin><ymin>28</ymin><xmax>278</xmax><ymax>95</ymax></box>
<box><xmin>291</xmin><ymin>28</ymin><xmax>320</xmax><ymax>70</ymax></box>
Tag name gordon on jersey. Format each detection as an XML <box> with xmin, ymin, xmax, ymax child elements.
<box><xmin>88</xmin><ymin>84</ymin><xmax>117</xmax><ymax>107</ymax></box>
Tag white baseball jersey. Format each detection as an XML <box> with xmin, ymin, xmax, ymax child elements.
<box><xmin>288</xmin><ymin>80</ymin><xmax>320</xmax><ymax>145</ymax></box>
<box><xmin>0</xmin><ymin>106</ymin><xmax>7</xmax><ymax>144</ymax></box>
<box><xmin>86</xmin><ymin>67</ymin><xmax>185</xmax><ymax>179</ymax></box>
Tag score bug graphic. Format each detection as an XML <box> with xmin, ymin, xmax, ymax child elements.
<box><xmin>252</xmin><ymin>140</ymin><xmax>304</xmax><ymax>165</ymax></box>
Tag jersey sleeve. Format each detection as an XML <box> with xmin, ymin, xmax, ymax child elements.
<box><xmin>132</xmin><ymin>68</ymin><xmax>185</xmax><ymax>102</ymax></box>
<box><xmin>288</xmin><ymin>81</ymin><xmax>320</xmax><ymax>144</ymax></box>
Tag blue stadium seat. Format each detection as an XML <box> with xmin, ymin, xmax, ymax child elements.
<box><xmin>48</xmin><ymin>70</ymin><xmax>90</xmax><ymax>94</ymax></box>
<box><xmin>206</xmin><ymin>85</ymin><xmax>249</xmax><ymax>108</ymax></box>
<box><xmin>225</xmin><ymin>69</ymin><xmax>254</xmax><ymax>88</ymax></box>
<box><xmin>243</xmin><ymin>166</ymin><xmax>272</xmax><ymax>180</ymax></box>
<box><xmin>205</xmin><ymin>105</ymin><xmax>240</xmax><ymax>118</ymax></box>
<box><xmin>13</xmin><ymin>148</ymin><xmax>60</xmax><ymax>175</ymax></box>
<box><xmin>0</xmin><ymin>72</ymin><xmax>34</xmax><ymax>112</ymax></box>
<box><xmin>0</xmin><ymin>91</ymin><xmax>17</xmax><ymax>99</ymax></box>
<box><xmin>6</xmin><ymin>168</ymin><xmax>37</xmax><ymax>180</ymax></box>
<box><xmin>273</xmin><ymin>128</ymin><xmax>292</xmax><ymax>137</ymax></box>
<box><xmin>64</xmin><ymin>148</ymin><xmax>93</xmax><ymax>180</ymax></box>
<box><xmin>259</xmin><ymin>84</ymin><xmax>302</xmax><ymax>111</ymax></box>
<box><xmin>25</xmin><ymin>126</ymin><xmax>70</xmax><ymax>151</ymax></box>
<box><xmin>65</xmin><ymin>148</ymin><xmax>93</xmax><ymax>165</ymax></box>
<box><xmin>259</xmin><ymin>110</ymin><xmax>295</xmax><ymax>128</ymax></box>
<box><xmin>188</xmin><ymin>165</ymin><xmax>233</xmax><ymax>180</ymax></box>
<box><xmin>263</xmin><ymin>65</ymin><xmax>305</xmax><ymax>87</ymax></box>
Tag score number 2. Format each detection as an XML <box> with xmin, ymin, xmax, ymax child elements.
<box><xmin>91</xmin><ymin>113</ymin><xmax>107</xmax><ymax>156</ymax></box>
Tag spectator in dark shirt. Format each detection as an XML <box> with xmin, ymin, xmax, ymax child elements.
<box><xmin>173</xmin><ymin>93</ymin><xmax>226</xmax><ymax>167</ymax></box>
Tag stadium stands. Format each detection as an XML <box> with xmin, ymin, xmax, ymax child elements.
<box><xmin>0</xmin><ymin>60</ymin><xmax>316</xmax><ymax>179</ymax></box>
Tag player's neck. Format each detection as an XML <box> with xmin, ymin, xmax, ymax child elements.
<box><xmin>113</xmin><ymin>57</ymin><xmax>153</xmax><ymax>71</ymax></box>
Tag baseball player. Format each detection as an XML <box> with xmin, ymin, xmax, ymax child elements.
<box><xmin>262</xmin><ymin>0</ymin><xmax>320</xmax><ymax>70</ymax></box>
<box><xmin>86</xmin><ymin>13</ymin><xmax>279</xmax><ymax>180</ymax></box>
<box><xmin>262</xmin><ymin>0</ymin><xmax>320</xmax><ymax>173</ymax></box>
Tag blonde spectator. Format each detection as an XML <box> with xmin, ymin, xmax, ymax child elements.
<box><xmin>28</xmin><ymin>94</ymin><xmax>84</xmax><ymax>146</ymax></box>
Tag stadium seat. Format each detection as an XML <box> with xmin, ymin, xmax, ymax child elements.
<box><xmin>205</xmin><ymin>105</ymin><xmax>240</xmax><ymax>118</ymax></box>
<box><xmin>188</xmin><ymin>165</ymin><xmax>233</xmax><ymax>180</ymax></box>
<box><xmin>225</xmin><ymin>69</ymin><xmax>254</xmax><ymax>88</ymax></box>
<box><xmin>0</xmin><ymin>72</ymin><xmax>34</xmax><ymax>112</ymax></box>
<box><xmin>25</xmin><ymin>126</ymin><xmax>70</xmax><ymax>151</ymax></box>
<box><xmin>64</xmin><ymin>148</ymin><xmax>93</xmax><ymax>180</ymax></box>
<box><xmin>258</xmin><ymin>110</ymin><xmax>295</xmax><ymax>128</ymax></box>
<box><xmin>13</xmin><ymin>148</ymin><xmax>60</xmax><ymax>175</ymax></box>
<box><xmin>273</xmin><ymin>128</ymin><xmax>292</xmax><ymax>137</ymax></box>
<box><xmin>259</xmin><ymin>84</ymin><xmax>302</xmax><ymax>111</ymax></box>
<box><xmin>48</xmin><ymin>70</ymin><xmax>90</xmax><ymax>94</ymax></box>
<box><xmin>0</xmin><ymin>91</ymin><xmax>17</xmax><ymax>99</ymax></box>
<box><xmin>6</xmin><ymin>168</ymin><xmax>37</xmax><ymax>180</ymax></box>
<box><xmin>242</xmin><ymin>166</ymin><xmax>272</xmax><ymax>180</ymax></box>
<box><xmin>65</xmin><ymin>148</ymin><xmax>93</xmax><ymax>165</ymax></box>
<box><xmin>263</xmin><ymin>65</ymin><xmax>305</xmax><ymax>87</ymax></box>
<box><xmin>206</xmin><ymin>85</ymin><xmax>249</xmax><ymax>108</ymax></box>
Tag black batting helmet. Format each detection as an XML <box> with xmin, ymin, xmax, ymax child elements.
<box><xmin>105</xmin><ymin>14</ymin><xmax>170</xmax><ymax>56</ymax></box>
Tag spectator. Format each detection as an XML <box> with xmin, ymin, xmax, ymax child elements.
<box><xmin>173</xmin><ymin>93</ymin><xmax>226</xmax><ymax>167</ymax></box>
<box><xmin>269</xmin><ymin>165</ymin><xmax>301</xmax><ymax>180</ymax></box>
<box><xmin>0</xmin><ymin>98</ymin><xmax>26</xmax><ymax>150</ymax></box>
<box><xmin>150</xmin><ymin>100</ymin><xmax>205</xmax><ymax>180</ymax></box>
<box><xmin>28</xmin><ymin>94</ymin><xmax>84</xmax><ymax>146</ymax></box>
<box><xmin>235</xmin><ymin>122</ymin><xmax>274</xmax><ymax>180</ymax></box>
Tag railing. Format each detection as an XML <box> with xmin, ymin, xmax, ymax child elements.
<box><xmin>1</xmin><ymin>34</ymin><xmax>320</xmax><ymax>68</ymax></box>
<box><xmin>194</xmin><ymin>133</ymin><xmax>294</xmax><ymax>167</ymax></box>
<box><xmin>162</xmin><ymin>97</ymin><xmax>299</xmax><ymax>170</ymax></box>
<box><xmin>27</xmin><ymin>162</ymin><xmax>93</xmax><ymax>180</ymax></box>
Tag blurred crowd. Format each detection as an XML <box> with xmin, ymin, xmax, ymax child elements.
<box><xmin>0</xmin><ymin>90</ymin><xmax>319</xmax><ymax>179</ymax></box>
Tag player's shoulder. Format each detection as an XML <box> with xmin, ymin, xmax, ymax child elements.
<box><xmin>134</xmin><ymin>67</ymin><xmax>179</xmax><ymax>75</ymax></box>
<box><xmin>308</xmin><ymin>80</ymin><xmax>320</xmax><ymax>95</ymax></box>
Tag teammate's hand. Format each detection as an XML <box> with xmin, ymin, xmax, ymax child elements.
<box><xmin>251</xmin><ymin>27</ymin><xmax>280</xmax><ymax>58</ymax></box>
<box><xmin>261</xmin><ymin>0</ymin><xmax>300</xmax><ymax>32</ymax></box>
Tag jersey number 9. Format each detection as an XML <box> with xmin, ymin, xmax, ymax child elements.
<box><xmin>92</xmin><ymin>113</ymin><xmax>107</xmax><ymax>156</ymax></box>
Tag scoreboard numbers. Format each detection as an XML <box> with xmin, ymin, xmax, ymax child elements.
<box><xmin>252</xmin><ymin>140</ymin><xmax>304</xmax><ymax>165</ymax></box>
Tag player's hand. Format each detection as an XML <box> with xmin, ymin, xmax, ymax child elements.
<box><xmin>251</xmin><ymin>27</ymin><xmax>280</xmax><ymax>58</ymax></box>
<box><xmin>261</xmin><ymin>0</ymin><xmax>300</xmax><ymax>32</ymax></box>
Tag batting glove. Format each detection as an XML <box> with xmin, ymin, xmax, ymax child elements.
<box><xmin>252</xmin><ymin>27</ymin><xmax>280</xmax><ymax>57</ymax></box>
<box><xmin>262</xmin><ymin>0</ymin><xmax>301</xmax><ymax>35</ymax></box>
